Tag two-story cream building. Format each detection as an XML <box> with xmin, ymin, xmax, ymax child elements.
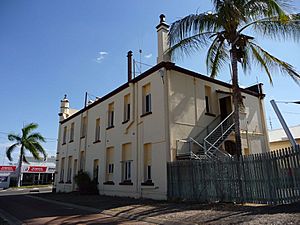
<box><xmin>54</xmin><ymin>15</ymin><xmax>270</xmax><ymax>200</ymax></box>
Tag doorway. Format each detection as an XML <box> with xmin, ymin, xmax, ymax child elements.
<box><xmin>219</xmin><ymin>96</ymin><xmax>232</xmax><ymax>120</ymax></box>
<box><xmin>224</xmin><ymin>140</ymin><xmax>237</xmax><ymax>155</ymax></box>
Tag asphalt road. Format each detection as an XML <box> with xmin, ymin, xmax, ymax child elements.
<box><xmin>0</xmin><ymin>190</ymin><xmax>154</xmax><ymax>225</ymax></box>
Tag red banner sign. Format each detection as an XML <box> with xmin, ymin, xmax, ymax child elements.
<box><xmin>28</xmin><ymin>166</ymin><xmax>47</xmax><ymax>173</ymax></box>
<box><xmin>0</xmin><ymin>166</ymin><xmax>16</xmax><ymax>172</ymax></box>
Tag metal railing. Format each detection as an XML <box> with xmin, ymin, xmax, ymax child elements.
<box><xmin>204</xmin><ymin>111</ymin><xmax>235</xmax><ymax>159</ymax></box>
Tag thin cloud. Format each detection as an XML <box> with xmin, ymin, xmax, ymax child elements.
<box><xmin>95</xmin><ymin>51</ymin><xmax>108</xmax><ymax>63</ymax></box>
<box><xmin>145</xmin><ymin>53</ymin><xmax>152</xmax><ymax>59</ymax></box>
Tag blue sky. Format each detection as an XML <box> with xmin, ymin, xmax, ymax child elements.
<box><xmin>0</xmin><ymin>0</ymin><xmax>299</xmax><ymax>162</ymax></box>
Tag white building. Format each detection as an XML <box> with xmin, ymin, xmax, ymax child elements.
<box><xmin>269</xmin><ymin>125</ymin><xmax>300</xmax><ymax>150</ymax></box>
<box><xmin>54</xmin><ymin>15</ymin><xmax>269</xmax><ymax>200</ymax></box>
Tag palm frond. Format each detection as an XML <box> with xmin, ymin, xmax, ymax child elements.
<box><xmin>244</xmin><ymin>0</ymin><xmax>291</xmax><ymax>19</ymax></box>
<box><xmin>249</xmin><ymin>43</ymin><xmax>273</xmax><ymax>84</ymax></box>
<box><xmin>23</xmin><ymin>155</ymin><xmax>29</xmax><ymax>164</ymax></box>
<box><xmin>32</xmin><ymin>142</ymin><xmax>47</xmax><ymax>160</ymax></box>
<box><xmin>7</xmin><ymin>133</ymin><xmax>21</xmax><ymax>142</ymax></box>
<box><xmin>249</xmin><ymin>15</ymin><xmax>300</xmax><ymax>41</ymax></box>
<box><xmin>24</xmin><ymin>141</ymin><xmax>41</xmax><ymax>160</ymax></box>
<box><xmin>6</xmin><ymin>143</ymin><xmax>19</xmax><ymax>161</ymax></box>
<box><xmin>206</xmin><ymin>36</ymin><xmax>229</xmax><ymax>78</ymax></box>
<box><xmin>22</xmin><ymin>123</ymin><xmax>38</xmax><ymax>138</ymax></box>
<box><xmin>168</xmin><ymin>32</ymin><xmax>215</xmax><ymax>60</ymax></box>
<box><xmin>27</xmin><ymin>132</ymin><xmax>46</xmax><ymax>143</ymax></box>
<box><xmin>249</xmin><ymin>42</ymin><xmax>300</xmax><ymax>84</ymax></box>
<box><xmin>169</xmin><ymin>13</ymin><xmax>220</xmax><ymax>47</ymax></box>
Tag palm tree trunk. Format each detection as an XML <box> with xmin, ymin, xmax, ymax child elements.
<box><xmin>17</xmin><ymin>146</ymin><xmax>23</xmax><ymax>187</ymax></box>
<box><xmin>230</xmin><ymin>47</ymin><xmax>242</xmax><ymax>157</ymax></box>
<box><xmin>230</xmin><ymin>46</ymin><xmax>244</xmax><ymax>203</ymax></box>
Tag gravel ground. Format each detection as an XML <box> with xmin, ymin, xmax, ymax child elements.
<box><xmin>37</xmin><ymin>192</ymin><xmax>300</xmax><ymax>225</ymax></box>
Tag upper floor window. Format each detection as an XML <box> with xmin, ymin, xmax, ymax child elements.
<box><xmin>123</xmin><ymin>94</ymin><xmax>130</xmax><ymax>123</ymax></box>
<box><xmin>62</xmin><ymin>126</ymin><xmax>67</xmax><ymax>144</ymax></box>
<box><xmin>69</xmin><ymin>122</ymin><xmax>74</xmax><ymax>142</ymax></box>
<box><xmin>80</xmin><ymin>116</ymin><xmax>87</xmax><ymax>138</ymax></box>
<box><xmin>142</xmin><ymin>83</ymin><xmax>151</xmax><ymax>115</ymax></box>
<box><xmin>205</xmin><ymin>85</ymin><xmax>212</xmax><ymax>114</ymax></box>
<box><xmin>107</xmin><ymin>102</ymin><xmax>114</xmax><ymax>128</ymax></box>
<box><xmin>95</xmin><ymin>118</ymin><xmax>101</xmax><ymax>142</ymax></box>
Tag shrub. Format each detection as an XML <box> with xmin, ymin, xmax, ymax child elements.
<box><xmin>74</xmin><ymin>171</ymin><xmax>98</xmax><ymax>194</ymax></box>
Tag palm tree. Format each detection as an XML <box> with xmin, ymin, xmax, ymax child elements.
<box><xmin>7</xmin><ymin>123</ymin><xmax>47</xmax><ymax>187</ymax></box>
<box><xmin>169</xmin><ymin>0</ymin><xmax>300</xmax><ymax>157</ymax></box>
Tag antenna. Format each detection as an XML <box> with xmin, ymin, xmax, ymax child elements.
<box><xmin>139</xmin><ymin>49</ymin><xmax>142</xmax><ymax>75</ymax></box>
<box><xmin>269</xmin><ymin>116</ymin><xmax>273</xmax><ymax>130</ymax></box>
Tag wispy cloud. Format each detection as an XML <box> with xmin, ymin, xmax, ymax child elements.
<box><xmin>95</xmin><ymin>51</ymin><xmax>108</xmax><ymax>63</ymax></box>
<box><xmin>144</xmin><ymin>53</ymin><xmax>152</xmax><ymax>59</ymax></box>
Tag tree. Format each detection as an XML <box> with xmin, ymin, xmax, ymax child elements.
<box><xmin>7</xmin><ymin>123</ymin><xmax>47</xmax><ymax>187</ymax></box>
<box><xmin>168</xmin><ymin>0</ymin><xmax>300</xmax><ymax>157</ymax></box>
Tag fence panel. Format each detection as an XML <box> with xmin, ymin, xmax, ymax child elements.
<box><xmin>167</xmin><ymin>145</ymin><xmax>300</xmax><ymax>204</ymax></box>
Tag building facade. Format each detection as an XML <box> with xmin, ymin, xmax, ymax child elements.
<box><xmin>54</xmin><ymin>15</ymin><xmax>269</xmax><ymax>200</ymax></box>
<box><xmin>269</xmin><ymin>125</ymin><xmax>300</xmax><ymax>150</ymax></box>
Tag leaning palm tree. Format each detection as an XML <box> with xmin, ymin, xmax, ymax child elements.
<box><xmin>7</xmin><ymin>123</ymin><xmax>47</xmax><ymax>187</ymax></box>
<box><xmin>169</xmin><ymin>0</ymin><xmax>300</xmax><ymax>157</ymax></box>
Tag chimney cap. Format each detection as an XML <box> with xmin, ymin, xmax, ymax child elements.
<box><xmin>61</xmin><ymin>94</ymin><xmax>69</xmax><ymax>102</ymax></box>
<box><xmin>160</xmin><ymin>14</ymin><xmax>166</xmax><ymax>23</ymax></box>
<box><xmin>127</xmin><ymin>50</ymin><xmax>133</xmax><ymax>56</ymax></box>
<box><xmin>156</xmin><ymin>14</ymin><xmax>169</xmax><ymax>29</ymax></box>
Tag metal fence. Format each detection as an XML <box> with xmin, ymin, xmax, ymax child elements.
<box><xmin>167</xmin><ymin>145</ymin><xmax>300</xmax><ymax>204</ymax></box>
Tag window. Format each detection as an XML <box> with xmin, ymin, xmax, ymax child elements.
<box><xmin>105</xmin><ymin>147</ymin><xmax>114</xmax><ymax>182</ymax></box>
<box><xmin>121</xmin><ymin>143</ymin><xmax>132</xmax><ymax>183</ymax></box>
<box><xmin>60</xmin><ymin>157</ymin><xmax>65</xmax><ymax>182</ymax></box>
<box><xmin>205</xmin><ymin>85</ymin><xmax>212</xmax><ymax>114</ymax></box>
<box><xmin>107</xmin><ymin>103</ymin><xmax>114</xmax><ymax>128</ymax></box>
<box><xmin>79</xmin><ymin>151</ymin><xmax>85</xmax><ymax>171</ymax></box>
<box><xmin>95</xmin><ymin>118</ymin><xmax>101</xmax><ymax>142</ymax></box>
<box><xmin>62</xmin><ymin>126</ymin><xmax>67</xmax><ymax>144</ymax></box>
<box><xmin>67</xmin><ymin>156</ymin><xmax>72</xmax><ymax>183</ymax></box>
<box><xmin>143</xmin><ymin>144</ymin><xmax>152</xmax><ymax>182</ymax></box>
<box><xmin>93</xmin><ymin>159</ymin><xmax>99</xmax><ymax>182</ymax></box>
<box><xmin>142</xmin><ymin>83</ymin><xmax>152</xmax><ymax>114</ymax></box>
<box><xmin>70</xmin><ymin>122</ymin><xmax>74</xmax><ymax>142</ymax></box>
<box><xmin>123</xmin><ymin>94</ymin><xmax>130</xmax><ymax>122</ymax></box>
<box><xmin>81</xmin><ymin>116</ymin><xmax>87</xmax><ymax>138</ymax></box>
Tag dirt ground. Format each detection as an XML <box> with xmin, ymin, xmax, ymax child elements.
<box><xmin>37</xmin><ymin>192</ymin><xmax>300</xmax><ymax>224</ymax></box>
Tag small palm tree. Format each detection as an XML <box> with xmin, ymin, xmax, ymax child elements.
<box><xmin>7</xmin><ymin>123</ymin><xmax>47</xmax><ymax>187</ymax></box>
<box><xmin>169</xmin><ymin>0</ymin><xmax>300</xmax><ymax>157</ymax></box>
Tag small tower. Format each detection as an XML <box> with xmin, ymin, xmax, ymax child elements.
<box><xmin>58</xmin><ymin>94</ymin><xmax>69</xmax><ymax>121</ymax></box>
<box><xmin>156</xmin><ymin>14</ymin><xmax>171</xmax><ymax>63</ymax></box>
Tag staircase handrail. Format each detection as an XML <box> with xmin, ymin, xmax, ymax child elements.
<box><xmin>193</xmin><ymin>115</ymin><xmax>221</xmax><ymax>142</ymax></box>
<box><xmin>204</xmin><ymin>111</ymin><xmax>234</xmax><ymax>144</ymax></box>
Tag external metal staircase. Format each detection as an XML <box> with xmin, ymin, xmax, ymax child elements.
<box><xmin>176</xmin><ymin>112</ymin><xmax>235</xmax><ymax>161</ymax></box>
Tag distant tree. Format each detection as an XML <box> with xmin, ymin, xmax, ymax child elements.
<box><xmin>7</xmin><ymin>123</ymin><xmax>47</xmax><ymax>187</ymax></box>
<box><xmin>169</xmin><ymin>0</ymin><xmax>300</xmax><ymax>157</ymax></box>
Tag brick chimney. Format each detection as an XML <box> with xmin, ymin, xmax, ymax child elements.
<box><xmin>127</xmin><ymin>50</ymin><xmax>133</xmax><ymax>82</ymax></box>
<box><xmin>156</xmin><ymin>14</ymin><xmax>170</xmax><ymax>63</ymax></box>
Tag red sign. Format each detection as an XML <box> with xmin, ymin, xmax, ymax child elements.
<box><xmin>0</xmin><ymin>166</ymin><xmax>16</xmax><ymax>172</ymax></box>
<box><xmin>28</xmin><ymin>166</ymin><xmax>47</xmax><ymax>173</ymax></box>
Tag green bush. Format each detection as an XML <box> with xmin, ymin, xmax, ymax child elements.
<box><xmin>74</xmin><ymin>171</ymin><xmax>98</xmax><ymax>194</ymax></box>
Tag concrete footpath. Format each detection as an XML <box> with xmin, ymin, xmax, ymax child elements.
<box><xmin>35</xmin><ymin>192</ymin><xmax>300</xmax><ymax>225</ymax></box>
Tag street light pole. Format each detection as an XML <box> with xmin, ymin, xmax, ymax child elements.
<box><xmin>270</xmin><ymin>100</ymin><xmax>297</xmax><ymax>148</ymax></box>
